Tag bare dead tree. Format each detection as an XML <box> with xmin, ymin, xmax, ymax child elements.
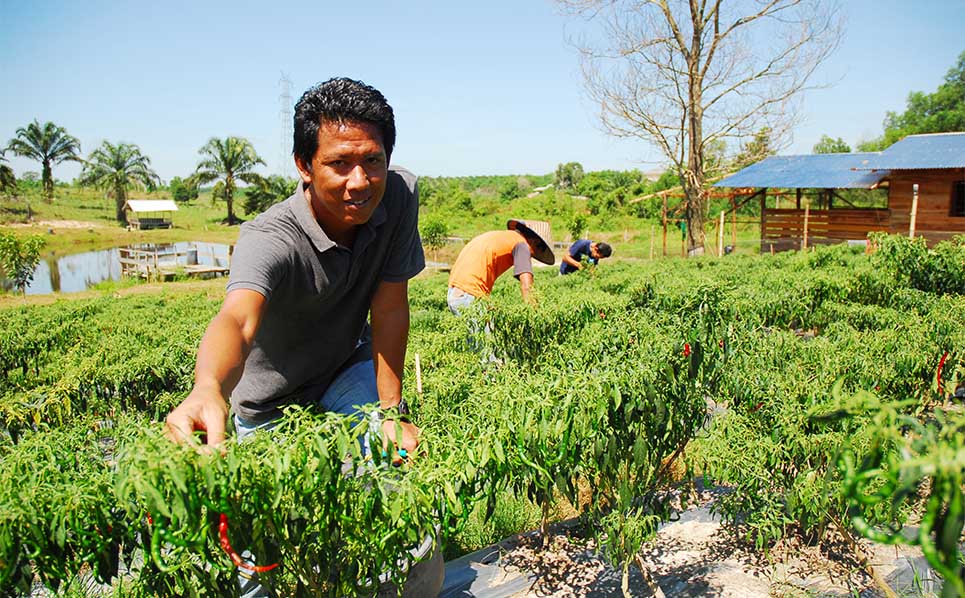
<box><xmin>559</xmin><ymin>0</ymin><xmax>841</xmax><ymax>254</ymax></box>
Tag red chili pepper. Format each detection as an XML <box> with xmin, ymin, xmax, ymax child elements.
<box><xmin>146</xmin><ymin>513</ymin><xmax>153</xmax><ymax>525</ymax></box>
<box><xmin>752</xmin><ymin>401</ymin><xmax>763</xmax><ymax>412</ymax></box>
<box><xmin>219</xmin><ymin>513</ymin><xmax>279</xmax><ymax>573</ymax></box>
<box><xmin>937</xmin><ymin>351</ymin><xmax>949</xmax><ymax>395</ymax></box>
<box><xmin>683</xmin><ymin>343</ymin><xmax>692</xmax><ymax>357</ymax></box>
<box><xmin>599</xmin><ymin>310</ymin><xmax>605</xmax><ymax>319</ymax></box>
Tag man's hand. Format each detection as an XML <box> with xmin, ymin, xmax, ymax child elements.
<box><xmin>165</xmin><ymin>387</ymin><xmax>230</xmax><ymax>447</ymax></box>
<box><xmin>164</xmin><ymin>289</ymin><xmax>265</xmax><ymax>448</ymax></box>
<box><xmin>381</xmin><ymin>418</ymin><xmax>420</xmax><ymax>462</ymax></box>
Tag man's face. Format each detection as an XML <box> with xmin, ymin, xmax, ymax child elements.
<box><xmin>590</xmin><ymin>243</ymin><xmax>603</xmax><ymax>260</ymax></box>
<box><xmin>296</xmin><ymin>120</ymin><xmax>388</xmax><ymax>239</ymax></box>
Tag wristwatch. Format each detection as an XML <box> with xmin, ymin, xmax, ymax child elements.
<box><xmin>397</xmin><ymin>398</ymin><xmax>410</xmax><ymax>417</ymax></box>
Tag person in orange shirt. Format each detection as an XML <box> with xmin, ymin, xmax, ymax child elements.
<box><xmin>447</xmin><ymin>219</ymin><xmax>555</xmax><ymax>315</ymax></box>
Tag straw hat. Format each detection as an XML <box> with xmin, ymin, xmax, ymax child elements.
<box><xmin>507</xmin><ymin>219</ymin><xmax>555</xmax><ymax>265</ymax></box>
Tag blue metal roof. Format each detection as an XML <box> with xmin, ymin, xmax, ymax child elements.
<box><xmin>714</xmin><ymin>153</ymin><xmax>889</xmax><ymax>189</ymax></box>
<box><xmin>858</xmin><ymin>133</ymin><xmax>965</xmax><ymax>170</ymax></box>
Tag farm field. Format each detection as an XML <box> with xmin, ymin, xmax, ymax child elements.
<box><xmin>1</xmin><ymin>233</ymin><xmax>964</xmax><ymax>596</ymax></box>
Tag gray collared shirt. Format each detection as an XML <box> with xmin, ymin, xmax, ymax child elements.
<box><xmin>226</xmin><ymin>166</ymin><xmax>425</xmax><ymax>423</ymax></box>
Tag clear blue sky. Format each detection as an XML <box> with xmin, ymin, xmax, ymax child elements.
<box><xmin>1</xmin><ymin>0</ymin><xmax>963</xmax><ymax>182</ymax></box>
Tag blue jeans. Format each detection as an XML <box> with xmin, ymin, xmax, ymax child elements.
<box><xmin>234</xmin><ymin>358</ymin><xmax>379</xmax><ymax>455</ymax></box>
<box><xmin>447</xmin><ymin>286</ymin><xmax>476</xmax><ymax>316</ymax></box>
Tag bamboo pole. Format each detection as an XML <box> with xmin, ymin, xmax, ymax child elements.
<box><xmin>414</xmin><ymin>353</ymin><xmax>423</xmax><ymax>395</ymax></box>
<box><xmin>909</xmin><ymin>183</ymin><xmax>919</xmax><ymax>238</ymax></box>
<box><xmin>760</xmin><ymin>188</ymin><xmax>768</xmax><ymax>255</ymax></box>
<box><xmin>718</xmin><ymin>210</ymin><xmax>725</xmax><ymax>256</ymax></box>
<box><xmin>662</xmin><ymin>192</ymin><xmax>668</xmax><ymax>256</ymax></box>
<box><xmin>731</xmin><ymin>197</ymin><xmax>737</xmax><ymax>250</ymax></box>
<box><xmin>801</xmin><ymin>201</ymin><xmax>810</xmax><ymax>251</ymax></box>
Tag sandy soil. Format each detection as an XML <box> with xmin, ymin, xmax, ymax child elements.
<box><xmin>7</xmin><ymin>219</ymin><xmax>107</xmax><ymax>229</ymax></box>
<box><xmin>442</xmin><ymin>490</ymin><xmax>941</xmax><ymax>597</ymax></box>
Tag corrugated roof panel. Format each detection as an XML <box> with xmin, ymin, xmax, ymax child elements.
<box><xmin>859</xmin><ymin>132</ymin><xmax>965</xmax><ymax>170</ymax></box>
<box><xmin>714</xmin><ymin>153</ymin><xmax>888</xmax><ymax>189</ymax></box>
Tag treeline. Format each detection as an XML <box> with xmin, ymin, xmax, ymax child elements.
<box><xmin>419</xmin><ymin>166</ymin><xmax>683</xmax><ymax>239</ymax></box>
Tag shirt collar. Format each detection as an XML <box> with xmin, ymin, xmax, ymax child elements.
<box><xmin>291</xmin><ymin>182</ymin><xmax>388</xmax><ymax>253</ymax></box>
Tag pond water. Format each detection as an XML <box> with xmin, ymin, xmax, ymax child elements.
<box><xmin>4</xmin><ymin>242</ymin><xmax>232</xmax><ymax>295</ymax></box>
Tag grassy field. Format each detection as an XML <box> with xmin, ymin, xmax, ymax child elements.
<box><xmin>0</xmin><ymin>180</ymin><xmax>767</xmax><ymax>297</ymax></box>
<box><xmin>0</xmin><ymin>185</ymin><xmax>243</xmax><ymax>255</ymax></box>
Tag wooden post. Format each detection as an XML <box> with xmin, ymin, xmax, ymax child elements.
<box><xmin>681</xmin><ymin>223</ymin><xmax>686</xmax><ymax>257</ymax></box>
<box><xmin>731</xmin><ymin>196</ymin><xmax>737</xmax><ymax>250</ymax></box>
<box><xmin>909</xmin><ymin>183</ymin><xmax>919</xmax><ymax>239</ymax></box>
<box><xmin>718</xmin><ymin>210</ymin><xmax>725</xmax><ymax>256</ymax></box>
<box><xmin>801</xmin><ymin>200</ymin><xmax>810</xmax><ymax>251</ymax></box>
<box><xmin>796</xmin><ymin>188</ymin><xmax>802</xmax><ymax>209</ymax></box>
<box><xmin>662</xmin><ymin>192</ymin><xmax>668</xmax><ymax>256</ymax></box>
<box><xmin>760</xmin><ymin>188</ymin><xmax>768</xmax><ymax>254</ymax></box>
<box><xmin>414</xmin><ymin>353</ymin><xmax>423</xmax><ymax>395</ymax></box>
<box><xmin>649</xmin><ymin>225</ymin><xmax>655</xmax><ymax>260</ymax></box>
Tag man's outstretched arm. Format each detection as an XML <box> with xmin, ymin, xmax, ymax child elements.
<box><xmin>370</xmin><ymin>279</ymin><xmax>420</xmax><ymax>454</ymax></box>
<box><xmin>165</xmin><ymin>289</ymin><xmax>267</xmax><ymax>446</ymax></box>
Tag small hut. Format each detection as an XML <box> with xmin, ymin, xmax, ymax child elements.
<box><xmin>123</xmin><ymin>199</ymin><xmax>178</xmax><ymax>230</ymax></box>
<box><xmin>715</xmin><ymin>132</ymin><xmax>965</xmax><ymax>251</ymax></box>
<box><xmin>857</xmin><ymin>132</ymin><xmax>965</xmax><ymax>244</ymax></box>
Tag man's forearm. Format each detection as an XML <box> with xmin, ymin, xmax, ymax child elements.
<box><xmin>372</xmin><ymin>305</ymin><xmax>408</xmax><ymax>409</ymax></box>
<box><xmin>519</xmin><ymin>272</ymin><xmax>534</xmax><ymax>303</ymax></box>
<box><xmin>193</xmin><ymin>311</ymin><xmax>253</xmax><ymax>399</ymax></box>
<box><xmin>371</xmin><ymin>280</ymin><xmax>411</xmax><ymax>409</ymax></box>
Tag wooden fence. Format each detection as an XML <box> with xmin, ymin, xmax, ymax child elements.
<box><xmin>118</xmin><ymin>245</ymin><xmax>230</xmax><ymax>280</ymax></box>
<box><xmin>761</xmin><ymin>208</ymin><xmax>890</xmax><ymax>252</ymax></box>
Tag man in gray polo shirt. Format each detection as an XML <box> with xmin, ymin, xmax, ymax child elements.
<box><xmin>165</xmin><ymin>78</ymin><xmax>441</xmax><ymax>596</ymax></box>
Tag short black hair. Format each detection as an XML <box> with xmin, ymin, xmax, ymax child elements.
<box><xmin>293</xmin><ymin>77</ymin><xmax>396</xmax><ymax>168</ymax></box>
<box><xmin>596</xmin><ymin>242</ymin><xmax>612</xmax><ymax>258</ymax></box>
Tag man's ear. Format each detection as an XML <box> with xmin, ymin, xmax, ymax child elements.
<box><xmin>294</xmin><ymin>156</ymin><xmax>313</xmax><ymax>184</ymax></box>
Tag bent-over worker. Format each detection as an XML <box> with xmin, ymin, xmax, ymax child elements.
<box><xmin>446</xmin><ymin>219</ymin><xmax>555</xmax><ymax>315</ymax></box>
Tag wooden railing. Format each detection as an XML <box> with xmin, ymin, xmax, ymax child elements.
<box><xmin>762</xmin><ymin>208</ymin><xmax>890</xmax><ymax>252</ymax></box>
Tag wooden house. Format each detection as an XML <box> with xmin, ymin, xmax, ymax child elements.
<box><xmin>714</xmin><ymin>132</ymin><xmax>965</xmax><ymax>251</ymax></box>
<box><xmin>859</xmin><ymin>132</ymin><xmax>965</xmax><ymax>244</ymax></box>
<box><xmin>123</xmin><ymin>199</ymin><xmax>178</xmax><ymax>230</ymax></box>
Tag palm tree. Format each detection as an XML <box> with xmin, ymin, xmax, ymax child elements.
<box><xmin>193</xmin><ymin>137</ymin><xmax>265</xmax><ymax>224</ymax></box>
<box><xmin>0</xmin><ymin>152</ymin><xmax>15</xmax><ymax>193</ymax></box>
<box><xmin>6</xmin><ymin>120</ymin><xmax>81</xmax><ymax>202</ymax></box>
<box><xmin>243</xmin><ymin>175</ymin><xmax>297</xmax><ymax>215</ymax></box>
<box><xmin>78</xmin><ymin>141</ymin><xmax>161</xmax><ymax>223</ymax></box>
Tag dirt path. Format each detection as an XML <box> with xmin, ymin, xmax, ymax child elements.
<box><xmin>7</xmin><ymin>219</ymin><xmax>108</xmax><ymax>229</ymax></box>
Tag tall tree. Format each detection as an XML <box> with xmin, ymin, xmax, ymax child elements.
<box><xmin>555</xmin><ymin>162</ymin><xmax>585</xmax><ymax>190</ymax></box>
<box><xmin>859</xmin><ymin>51</ymin><xmax>965</xmax><ymax>151</ymax></box>
<box><xmin>733</xmin><ymin>127</ymin><xmax>777</xmax><ymax>169</ymax></box>
<box><xmin>168</xmin><ymin>176</ymin><xmax>199</xmax><ymax>203</ymax></box>
<box><xmin>193</xmin><ymin>137</ymin><xmax>265</xmax><ymax>225</ymax></box>
<box><xmin>242</xmin><ymin>175</ymin><xmax>297</xmax><ymax>215</ymax></box>
<box><xmin>78</xmin><ymin>141</ymin><xmax>161</xmax><ymax>223</ymax></box>
<box><xmin>5</xmin><ymin>120</ymin><xmax>82</xmax><ymax>202</ymax></box>
<box><xmin>0</xmin><ymin>152</ymin><xmax>15</xmax><ymax>193</ymax></box>
<box><xmin>813</xmin><ymin>134</ymin><xmax>850</xmax><ymax>154</ymax></box>
<box><xmin>560</xmin><ymin>0</ymin><xmax>840</xmax><ymax>254</ymax></box>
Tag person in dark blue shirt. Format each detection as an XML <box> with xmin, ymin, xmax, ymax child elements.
<box><xmin>560</xmin><ymin>239</ymin><xmax>612</xmax><ymax>274</ymax></box>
